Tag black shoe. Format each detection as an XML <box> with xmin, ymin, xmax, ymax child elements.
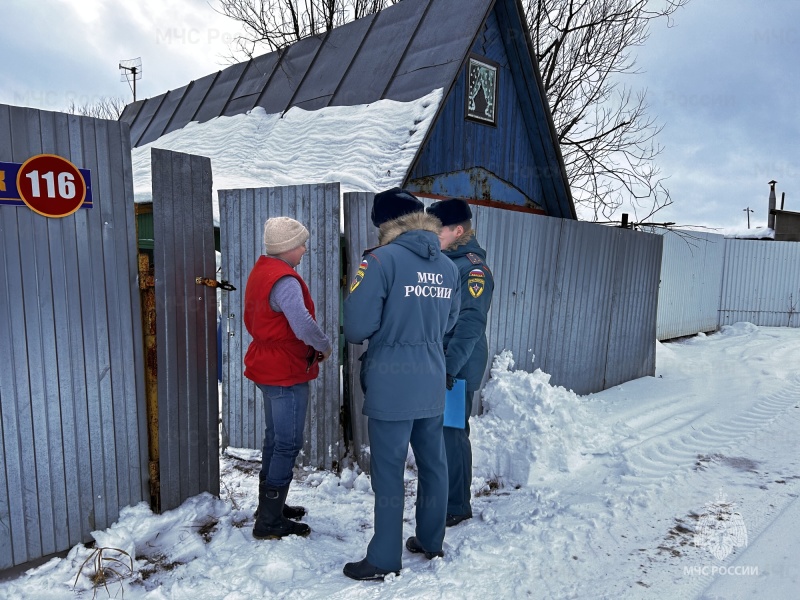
<box><xmin>342</xmin><ymin>558</ymin><xmax>399</xmax><ymax>581</ymax></box>
<box><xmin>253</xmin><ymin>486</ymin><xmax>311</xmax><ymax>539</ymax></box>
<box><xmin>405</xmin><ymin>536</ymin><xmax>444</xmax><ymax>559</ymax></box>
<box><xmin>446</xmin><ymin>512</ymin><xmax>472</xmax><ymax>527</ymax></box>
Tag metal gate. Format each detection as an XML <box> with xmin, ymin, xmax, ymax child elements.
<box><xmin>150</xmin><ymin>148</ymin><xmax>220</xmax><ymax>512</ymax></box>
<box><xmin>0</xmin><ymin>105</ymin><xmax>148</xmax><ymax>570</ymax></box>
<box><xmin>219</xmin><ymin>184</ymin><xmax>343</xmax><ymax>470</ymax></box>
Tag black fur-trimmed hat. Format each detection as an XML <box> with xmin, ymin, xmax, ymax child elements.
<box><xmin>371</xmin><ymin>187</ymin><xmax>424</xmax><ymax>227</ymax></box>
<box><xmin>426</xmin><ymin>198</ymin><xmax>472</xmax><ymax>226</ymax></box>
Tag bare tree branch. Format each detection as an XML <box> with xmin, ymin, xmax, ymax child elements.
<box><xmin>526</xmin><ymin>0</ymin><xmax>690</xmax><ymax>220</ymax></box>
<box><xmin>214</xmin><ymin>0</ymin><xmax>402</xmax><ymax>56</ymax></box>
<box><xmin>65</xmin><ymin>97</ymin><xmax>127</xmax><ymax>120</ymax></box>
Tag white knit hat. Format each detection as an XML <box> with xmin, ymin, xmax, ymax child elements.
<box><xmin>263</xmin><ymin>217</ymin><xmax>309</xmax><ymax>255</ymax></box>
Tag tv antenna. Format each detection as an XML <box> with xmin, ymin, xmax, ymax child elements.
<box><xmin>119</xmin><ymin>57</ymin><xmax>142</xmax><ymax>102</ymax></box>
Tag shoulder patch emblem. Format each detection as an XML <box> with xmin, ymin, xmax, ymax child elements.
<box><xmin>468</xmin><ymin>276</ymin><xmax>485</xmax><ymax>298</ymax></box>
<box><xmin>466</xmin><ymin>252</ymin><xmax>483</xmax><ymax>265</ymax></box>
<box><xmin>469</xmin><ymin>269</ymin><xmax>484</xmax><ymax>278</ymax></box>
<box><xmin>350</xmin><ymin>259</ymin><xmax>369</xmax><ymax>293</ymax></box>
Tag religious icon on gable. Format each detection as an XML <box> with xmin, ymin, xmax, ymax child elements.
<box><xmin>466</xmin><ymin>56</ymin><xmax>498</xmax><ymax>125</ymax></box>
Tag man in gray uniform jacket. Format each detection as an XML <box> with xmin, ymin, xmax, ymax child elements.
<box><xmin>342</xmin><ymin>188</ymin><xmax>460</xmax><ymax>581</ymax></box>
<box><xmin>427</xmin><ymin>198</ymin><xmax>494</xmax><ymax>528</ymax></box>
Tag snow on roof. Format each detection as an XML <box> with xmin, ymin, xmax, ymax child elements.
<box><xmin>724</xmin><ymin>226</ymin><xmax>775</xmax><ymax>239</ymax></box>
<box><xmin>131</xmin><ymin>88</ymin><xmax>443</xmax><ymax>225</ymax></box>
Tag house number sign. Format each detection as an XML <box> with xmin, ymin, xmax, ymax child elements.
<box><xmin>0</xmin><ymin>154</ymin><xmax>93</xmax><ymax>217</ymax></box>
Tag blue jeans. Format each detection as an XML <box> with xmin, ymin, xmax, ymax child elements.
<box><xmin>257</xmin><ymin>383</ymin><xmax>309</xmax><ymax>488</ymax></box>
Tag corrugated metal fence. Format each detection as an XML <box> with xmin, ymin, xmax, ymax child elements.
<box><xmin>219</xmin><ymin>184</ymin><xmax>343</xmax><ymax>470</ymax></box>
<box><xmin>342</xmin><ymin>194</ymin><xmax>663</xmax><ymax>470</ymax></box>
<box><xmin>648</xmin><ymin>229</ymin><xmax>726</xmax><ymax>340</ymax></box>
<box><xmin>0</xmin><ymin>105</ymin><xmax>148</xmax><ymax>569</ymax></box>
<box><xmin>653</xmin><ymin>229</ymin><xmax>800</xmax><ymax>338</ymax></box>
<box><xmin>719</xmin><ymin>239</ymin><xmax>800</xmax><ymax>328</ymax></box>
<box><xmin>474</xmin><ymin>208</ymin><xmax>662</xmax><ymax>393</ymax></box>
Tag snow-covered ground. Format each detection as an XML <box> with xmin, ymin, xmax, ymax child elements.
<box><xmin>2</xmin><ymin>323</ymin><xmax>799</xmax><ymax>599</ymax></box>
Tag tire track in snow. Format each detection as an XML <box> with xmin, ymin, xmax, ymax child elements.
<box><xmin>616</xmin><ymin>375</ymin><xmax>800</xmax><ymax>488</ymax></box>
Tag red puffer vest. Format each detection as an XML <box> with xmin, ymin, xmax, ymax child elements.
<box><xmin>243</xmin><ymin>256</ymin><xmax>319</xmax><ymax>385</ymax></box>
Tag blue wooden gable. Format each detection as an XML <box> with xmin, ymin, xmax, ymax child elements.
<box><xmin>406</xmin><ymin>0</ymin><xmax>574</xmax><ymax>219</ymax></box>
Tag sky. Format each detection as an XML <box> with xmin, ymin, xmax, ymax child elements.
<box><xmin>1</xmin><ymin>322</ymin><xmax>799</xmax><ymax>598</ymax></box>
<box><xmin>2</xmin><ymin>0</ymin><xmax>799</xmax><ymax>233</ymax></box>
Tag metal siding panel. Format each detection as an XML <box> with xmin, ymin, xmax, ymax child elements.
<box><xmin>467</xmin><ymin>208</ymin><xmax>562</xmax><ymax>397</ymax></box>
<box><xmin>343</xmin><ymin>192</ymin><xmax>378</xmax><ymax>470</ymax></box>
<box><xmin>119</xmin><ymin>99</ymin><xmax>144</xmax><ymax>132</ymax></box>
<box><xmin>255</xmin><ymin>35</ymin><xmax>325</xmax><ymax>115</ymax></box>
<box><xmin>194</xmin><ymin>62</ymin><xmax>249</xmax><ymax>125</ymax></box>
<box><xmin>13</xmin><ymin>107</ymin><xmax>48</xmax><ymax>561</ymax></box>
<box><xmin>196</xmin><ymin>155</ymin><xmax>220</xmax><ymax>496</ymax></box>
<box><xmin>153</xmin><ymin>149</ymin><xmax>180</xmax><ymax>511</ymax></box>
<box><xmin>719</xmin><ymin>239</ymin><xmax>800</xmax><ymax>328</ymax></box>
<box><xmin>384</xmin><ymin>0</ymin><xmax>488</xmax><ymax>102</ymax></box>
<box><xmin>162</xmin><ymin>72</ymin><xmax>219</xmax><ymax>139</ymax></box>
<box><xmin>53</xmin><ymin>113</ymin><xmax>88</xmax><ymax>548</ymax></box>
<box><xmin>40</xmin><ymin>110</ymin><xmax>71</xmax><ymax>553</ymax></box>
<box><xmin>1</xmin><ymin>107</ymin><xmax>33</xmax><ymax>566</ymax></box>
<box><xmin>178</xmin><ymin>152</ymin><xmax>197</xmax><ymax>501</ymax></box>
<box><xmin>224</xmin><ymin>54</ymin><xmax>279</xmax><ymax>117</ymax></box>
<box><xmin>117</xmin><ymin>121</ymin><xmax>150</xmax><ymax>506</ymax></box>
<box><xmin>1</xmin><ymin>106</ymin><xmax>145</xmax><ymax>569</ymax></box>
<box><xmin>219</xmin><ymin>191</ymin><xmax>235</xmax><ymax>449</ymax></box>
<box><xmin>136</xmin><ymin>85</ymin><xmax>191</xmax><ymax>146</ymax></box>
<box><xmin>27</xmin><ymin>109</ymin><xmax>60</xmax><ymax>558</ymax></box>
<box><xmin>129</xmin><ymin>94</ymin><xmax>167</xmax><ymax>147</ymax></box>
<box><xmin>303</xmin><ymin>183</ymin><xmax>342</xmax><ymax>467</ymax></box>
<box><xmin>604</xmin><ymin>229</ymin><xmax>663</xmax><ymax>387</ymax></box>
<box><xmin>153</xmin><ymin>148</ymin><xmax>191</xmax><ymax>510</ymax></box>
<box><xmin>653</xmin><ymin>229</ymin><xmax>725</xmax><ymax>340</ymax></box>
<box><xmin>331</xmin><ymin>0</ymin><xmax>429</xmax><ymax>106</ymax></box>
<box><xmin>94</xmin><ymin>119</ymin><xmax>125</xmax><ymax>525</ymax></box>
<box><xmin>221</xmin><ymin>185</ymin><xmax>342</xmax><ymax>468</ymax></box>
<box><xmin>80</xmin><ymin>116</ymin><xmax>116</xmax><ymax>532</ymax></box>
<box><xmin>292</xmin><ymin>16</ymin><xmax>374</xmax><ymax>110</ymax></box>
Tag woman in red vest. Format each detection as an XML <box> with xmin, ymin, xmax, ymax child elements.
<box><xmin>243</xmin><ymin>216</ymin><xmax>332</xmax><ymax>539</ymax></box>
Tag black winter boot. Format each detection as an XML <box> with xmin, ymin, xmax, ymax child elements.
<box><xmin>405</xmin><ymin>536</ymin><xmax>444</xmax><ymax>559</ymax></box>
<box><xmin>253</xmin><ymin>486</ymin><xmax>311</xmax><ymax>540</ymax></box>
<box><xmin>255</xmin><ymin>479</ymin><xmax>306</xmax><ymax>520</ymax></box>
<box><xmin>342</xmin><ymin>558</ymin><xmax>399</xmax><ymax>581</ymax></box>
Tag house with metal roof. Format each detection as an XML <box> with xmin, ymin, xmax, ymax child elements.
<box><xmin>121</xmin><ymin>0</ymin><xmax>575</xmax><ymax>220</ymax></box>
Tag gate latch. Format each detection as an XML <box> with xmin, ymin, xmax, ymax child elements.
<box><xmin>196</xmin><ymin>277</ymin><xmax>237</xmax><ymax>292</ymax></box>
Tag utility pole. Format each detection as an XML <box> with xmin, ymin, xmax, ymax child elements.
<box><xmin>743</xmin><ymin>207</ymin><xmax>754</xmax><ymax>229</ymax></box>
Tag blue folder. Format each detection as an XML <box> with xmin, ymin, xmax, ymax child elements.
<box><xmin>443</xmin><ymin>378</ymin><xmax>466</xmax><ymax>429</ymax></box>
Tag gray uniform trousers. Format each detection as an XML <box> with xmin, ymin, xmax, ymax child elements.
<box><xmin>366</xmin><ymin>414</ymin><xmax>448</xmax><ymax>571</ymax></box>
